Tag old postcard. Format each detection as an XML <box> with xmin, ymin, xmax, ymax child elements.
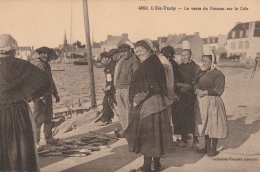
<box><xmin>0</xmin><ymin>0</ymin><xmax>259</xmax><ymax>171</ymax></box>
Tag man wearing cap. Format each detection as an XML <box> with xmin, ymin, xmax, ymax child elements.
<box><xmin>32</xmin><ymin>47</ymin><xmax>60</xmax><ymax>145</ymax></box>
<box><xmin>114</xmin><ymin>44</ymin><xmax>140</xmax><ymax>137</ymax></box>
<box><xmin>174</xmin><ymin>41</ymin><xmax>201</xmax><ymax>149</ymax></box>
<box><xmin>96</xmin><ymin>49</ymin><xmax>119</xmax><ymax>126</ymax></box>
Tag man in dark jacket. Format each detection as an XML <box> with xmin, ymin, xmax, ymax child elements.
<box><xmin>96</xmin><ymin>49</ymin><xmax>119</xmax><ymax>126</ymax></box>
<box><xmin>32</xmin><ymin>47</ymin><xmax>60</xmax><ymax>145</ymax></box>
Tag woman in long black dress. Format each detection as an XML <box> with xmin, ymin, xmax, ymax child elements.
<box><xmin>0</xmin><ymin>34</ymin><xmax>51</xmax><ymax>171</ymax></box>
<box><xmin>125</xmin><ymin>39</ymin><xmax>174</xmax><ymax>172</ymax></box>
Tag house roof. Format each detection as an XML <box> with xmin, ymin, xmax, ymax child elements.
<box><xmin>157</xmin><ymin>36</ymin><xmax>168</xmax><ymax>43</ymax></box>
<box><xmin>102</xmin><ymin>35</ymin><xmax>126</xmax><ymax>46</ymax></box>
<box><xmin>202</xmin><ymin>37</ymin><xmax>219</xmax><ymax>44</ymax></box>
<box><xmin>227</xmin><ymin>21</ymin><xmax>260</xmax><ymax>39</ymax></box>
<box><xmin>17</xmin><ymin>47</ymin><xmax>31</xmax><ymax>51</ymax></box>
<box><xmin>177</xmin><ymin>35</ymin><xmax>195</xmax><ymax>44</ymax></box>
<box><xmin>166</xmin><ymin>34</ymin><xmax>186</xmax><ymax>44</ymax></box>
<box><xmin>93</xmin><ymin>42</ymin><xmax>101</xmax><ymax>48</ymax></box>
<box><xmin>175</xmin><ymin>48</ymin><xmax>182</xmax><ymax>55</ymax></box>
<box><xmin>166</xmin><ymin>33</ymin><xmax>197</xmax><ymax>45</ymax></box>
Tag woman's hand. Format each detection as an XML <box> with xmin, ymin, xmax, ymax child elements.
<box><xmin>195</xmin><ymin>89</ymin><xmax>208</xmax><ymax>98</ymax></box>
<box><xmin>133</xmin><ymin>102</ymin><xmax>137</xmax><ymax>106</ymax></box>
<box><xmin>105</xmin><ymin>85</ymin><xmax>111</xmax><ymax>91</ymax></box>
<box><xmin>173</xmin><ymin>96</ymin><xmax>179</xmax><ymax>103</ymax></box>
<box><xmin>183</xmin><ymin>84</ymin><xmax>192</xmax><ymax>91</ymax></box>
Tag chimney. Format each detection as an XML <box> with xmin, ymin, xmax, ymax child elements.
<box><xmin>249</xmin><ymin>21</ymin><xmax>256</xmax><ymax>37</ymax></box>
<box><xmin>31</xmin><ymin>46</ymin><xmax>34</xmax><ymax>51</ymax></box>
<box><xmin>122</xmin><ymin>33</ymin><xmax>128</xmax><ymax>39</ymax></box>
<box><xmin>235</xmin><ymin>22</ymin><xmax>242</xmax><ymax>26</ymax></box>
<box><xmin>107</xmin><ymin>35</ymin><xmax>112</xmax><ymax>39</ymax></box>
<box><xmin>194</xmin><ymin>32</ymin><xmax>199</xmax><ymax>36</ymax></box>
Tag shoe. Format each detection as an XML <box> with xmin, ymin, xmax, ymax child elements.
<box><xmin>114</xmin><ymin>129</ymin><xmax>124</xmax><ymax>138</ymax></box>
<box><xmin>153</xmin><ymin>163</ymin><xmax>161</xmax><ymax>171</ymax></box>
<box><xmin>129</xmin><ymin>167</ymin><xmax>143</xmax><ymax>172</ymax></box>
<box><xmin>207</xmin><ymin>151</ymin><xmax>220</xmax><ymax>157</ymax></box>
<box><xmin>46</xmin><ymin>137</ymin><xmax>59</xmax><ymax>145</ymax></box>
<box><xmin>186</xmin><ymin>133</ymin><xmax>193</xmax><ymax>140</ymax></box>
<box><xmin>37</xmin><ymin>144</ymin><xmax>45</xmax><ymax>152</ymax></box>
<box><xmin>196</xmin><ymin>147</ymin><xmax>208</xmax><ymax>154</ymax></box>
<box><xmin>191</xmin><ymin>142</ymin><xmax>200</xmax><ymax>150</ymax></box>
<box><xmin>176</xmin><ymin>141</ymin><xmax>188</xmax><ymax>148</ymax></box>
<box><xmin>152</xmin><ymin>157</ymin><xmax>161</xmax><ymax>171</ymax></box>
<box><xmin>97</xmin><ymin>121</ymin><xmax>112</xmax><ymax>126</ymax></box>
<box><xmin>207</xmin><ymin>138</ymin><xmax>219</xmax><ymax>157</ymax></box>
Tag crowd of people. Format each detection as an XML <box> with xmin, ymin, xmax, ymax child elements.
<box><xmin>0</xmin><ymin>33</ymin><xmax>228</xmax><ymax>172</ymax></box>
<box><xmin>97</xmin><ymin>39</ymin><xmax>228</xmax><ymax>171</ymax></box>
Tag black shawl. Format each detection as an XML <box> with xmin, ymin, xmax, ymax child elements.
<box><xmin>129</xmin><ymin>54</ymin><xmax>167</xmax><ymax>104</ymax></box>
<box><xmin>0</xmin><ymin>56</ymin><xmax>51</xmax><ymax>106</ymax></box>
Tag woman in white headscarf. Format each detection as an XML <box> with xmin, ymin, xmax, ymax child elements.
<box><xmin>0</xmin><ymin>34</ymin><xmax>51</xmax><ymax>171</ymax></box>
<box><xmin>193</xmin><ymin>45</ymin><xmax>228</xmax><ymax>157</ymax></box>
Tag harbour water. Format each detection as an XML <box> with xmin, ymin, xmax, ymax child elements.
<box><xmin>51</xmin><ymin>63</ymin><xmax>106</xmax><ymax>111</ymax></box>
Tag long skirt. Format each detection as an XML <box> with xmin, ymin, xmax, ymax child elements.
<box><xmin>173</xmin><ymin>94</ymin><xmax>196</xmax><ymax>135</ymax></box>
<box><xmin>125</xmin><ymin>105</ymin><xmax>175</xmax><ymax>157</ymax></box>
<box><xmin>0</xmin><ymin>101</ymin><xmax>39</xmax><ymax>171</ymax></box>
<box><xmin>194</xmin><ymin>96</ymin><xmax>228</xmax><ymax>138</ymax></box>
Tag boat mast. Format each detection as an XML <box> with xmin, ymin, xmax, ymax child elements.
<box><xmin>83</xmin><ymin>0</ymin><xmax>97</xmax><ymax>109</ymax></box>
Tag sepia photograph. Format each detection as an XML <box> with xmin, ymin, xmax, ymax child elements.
<box><xmin>0</xmin><ymin>0</ymin><xmax>259</xmax><ymax>171</ymax></box>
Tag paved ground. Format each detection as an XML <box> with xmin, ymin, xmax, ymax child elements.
<box><xmin>40</xmin><ymin>67</ymin><xmax>260</xmax><ymax>172</ymax></box>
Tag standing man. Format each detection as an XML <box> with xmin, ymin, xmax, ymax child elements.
<box><xmin>32</xmin><ymin>46</ymin><xmax>60</xmax><ymax>145</ymax></box>
<box><xmin>96</xmin><ymin>49</ymin><xmax>119</xmax><ymax>126</ymax></box>
<box><xmin>114</xmin><ymin>43</ymin><xmax>140</xmax><ymax>137</ymax></box>
<box><xmin>174</xmin><ymin>41</ymin><xmax>201</xmax><ymax>149</ymax></box>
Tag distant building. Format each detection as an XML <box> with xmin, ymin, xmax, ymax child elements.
<box><xmin>16</xmin><ymin>46</ymin><xmax>32</xmax><ymax>61</ymax></box>
<box><xmin>226</xmin><ymin>21</ymin><xmax>260</xmax><ymax>63</ymax></box>
<box><xmin>160</xmin><ymin>32</ymin><xmax>204</xmax><ymax>63</ymax></box>
<box><xmin>100</xmin><ymin>33</ymin><xmax>131</xmax><ymax>52</ymax></box>
<box><xmin>202</xmin><ymin>35</ymin><xmax>228</xmax><ymax>62</ymax></box>
<box><xmin>157</xmin><ymin>36</ymin><xmax>168</xmax><ymax>44</ymax></box>
<box><xmin>202</xmin><ymin>36</ymin><xmax>219</xmax><ymax>51</ymax></box>
<box><xmin>58</xmin><ymin>31</ymin><xmax>70</xmax><ymax>52</ymax></box>
<box><xmin>92</xmin><ymin>42</ymin><xmax>101</xmax><ymax>61</ymax></box>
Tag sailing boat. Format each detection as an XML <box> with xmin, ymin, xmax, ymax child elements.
<box><xmin>73</xmin><ymin>59</ymin><xmax>88</xmax><ymax>65</ymax></box>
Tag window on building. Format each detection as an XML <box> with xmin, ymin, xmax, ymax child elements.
<box><xmin>231</xmin><ymin>42</ymin><xmax>235</xmax><ymax>49</ymax></box>
<box><xmin>239</xmin><ymin>30</ymin><xmax>243</xmax><ymax>38</ymax></box>
<box><xmin>238</xmin><ymin>41</ymin><xmax>243</xmax><ymax>49</ymax></box>
<box><xmin>207</xmin><ymin>38</ymin><xmax>210</xmax><ymax>43</ymax></box>
<box><xmin>246</xmin><ymin>29</ymin><xmax>249</xmax><ymax>37</ymax></box>
<box><xmin>244</xmin><ymin>41</ymin><xmax>249</xmax><ymax>49</ymax></box>
<box><xmin>232</xmin><ymin>31</ymin><xmax>236</xmax><ymax>38</ymax></box>
<box><xmin>256</xmin><ymin>52</ymin><xmax>260</xmax><ymax>57</ymax></box>
<box><xmin>212</xmin><ymin>38</ymin><xmax>215</xmax><ymax>43</ymax></box>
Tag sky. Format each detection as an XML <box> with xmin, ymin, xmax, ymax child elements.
<box><xmin>1</xmin><ymin>0</ymin><xmax>260</xmax><ymax>48</ymax></box>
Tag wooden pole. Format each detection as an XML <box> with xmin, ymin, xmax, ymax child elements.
<box><xmin>83</xmin><ymin>0</ymin><xmax>97</xmax><ymax>109</ymax></box>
